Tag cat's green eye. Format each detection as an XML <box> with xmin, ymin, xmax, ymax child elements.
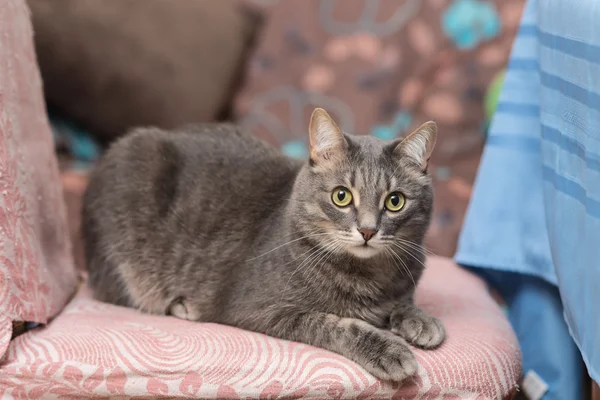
<box><xmin>332</xmin><ymin>187</ymin><xmax>353</xmax><ymax>207</ymax></box>
<box><xmin>385</xmin><ymin>192</ymin><xmax>405</xmax><ymax>212</ymax></box>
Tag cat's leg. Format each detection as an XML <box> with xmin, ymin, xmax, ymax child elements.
<box><xmin>389</xmin><ymin>302</ymin><xmax>445</xmax><ymax>349</ymax></box>
<box><xmin>262</xmin><ymin>312</ymin><xmax>417</xmax><ymax>381</ymax></box>
<box><xmin>87</xmin><ymin>257</ymin><xmax>135</xmax><ymax>308</ymax></box>
<box><xmin>113</xmin><ymin>261</ymin><xmax>178</xmax><ymax>316</ymax></box>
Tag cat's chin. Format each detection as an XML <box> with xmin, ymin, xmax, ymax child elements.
<box><xmin>346</xmin><ymin>245</ymin><xmax>381</xmax><ymax>259</ymax></box>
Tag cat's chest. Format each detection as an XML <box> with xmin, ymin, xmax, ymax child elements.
<box><xmin>308</xmin><ymin>271</ymin><xmax>402</xmax><ymax>327</ymax></box>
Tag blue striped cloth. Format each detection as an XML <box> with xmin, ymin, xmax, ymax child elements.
<box><xmin>456</xmin><ymin>0</ymin><xmax>599</xmax><ymax>394</ymax></box>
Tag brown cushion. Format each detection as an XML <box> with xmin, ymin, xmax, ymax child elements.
<box><xmin>27</xmin><ymin>0</ymin><xmax>261</xmax><ymax>141</ymax></box>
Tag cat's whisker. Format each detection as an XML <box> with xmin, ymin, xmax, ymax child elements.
<box><xmin>407</xmin><ymin>240</ymin><xmax>432</xmax><ymax>251</ymax></box>
<box><xmin>278</xmin><ymin>238</ymin><xmax>340</xmax><ymax>303</ymax></box>
<box><xmin>302</xmin><ymin>239</ymin><xmax>339</xmax><ymax>278</ymax></box>
<box><xmin>278</xmin><ymin>247</ymin><xmax>323</xmax><ymax>304</ymax></box>
<box><xmin>170</xmin><ymin>208</ymin><xmax>320</xmax><ymax>259</ymax></box>
<box><xmin>380</xmin><ymin>236</ymin><xmax>433</xmax><ymax>256</ymax></box>
<box><xmin>385</xmin><ymin>247</ymin><xmax>416</xmax><ymax>289</ymax></box>
<box><xmin>384</xmin><ymin>247</ymin><xmax>409</xmax><ymax>288</ymax></box>
<box><xmin>303</xmin><ymin>239</ymin><xmax>342</xmax><ymax>283</ymax></box>
<box><xmin>336</xmin><ymin>230</ymin><xmax>354</xmax><ymax>237</ymax></box>
<box><xmin>385</xmin><ymin>237</ymin><xmax>429</xmax><ymax>257</ymax></box>
<box><xmin>305</xmin><ymin>240</ymin><xmax>345</xmax><ymax>302</ymax></box>
<box><xmin>390</xmin><ymin>242</ymin><xmax>427</xmax><ymax>271</ymax></box>
<box><xmin>282</xmin><ymin>242</ymin><xmax>336</xmax><ymax>305</ymax></box>
<box><xmin>392</xmin><ymin>240</ymin><xmax>424</xmax><ymax>259</ymax></box>
<box><xmin>395</xmin><ymin>238</ymin><xmax>435</xmax><ymax>256</ymax></box>
<box><xmin>392</xmin><ymin>243</ymin><xmax>427</xmax><ymax>263</ymax></box>
<box><xmin>282</xmin><ymin>242</ymin><xmax>323</xmax><ymax>268</ymax></box>
<box><xmin>316</xmin><ymin>242</ymin><xmax>346</xmax><ymax>301</ymax></box>
<box><xmin>394</xmin><ymin>240</ymin><xmax>430</xmax><ymax>261</ymax></box>
<box><xmin>291</xmin><ymin>239</ymin><xmax>335</xmax><ymax>275</ymax></box>
<box><xmin>245</xmin><ymin>232</ymin><xmax>331</xmax><ymax>261</ymax></box>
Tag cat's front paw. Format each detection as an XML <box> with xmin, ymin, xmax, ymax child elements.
<box><xmin>362</xmin><ymin>337</ymin><xmax>418</xmax><ymax>381</ymax></box>
<box><xmin>390</xmin><ymin>306</ymin><xmax>445</xmax><ymax>349</ymax></box>
<box><xmin>168</xmin><ymin>298</ymin><xmax>202</xmax><ymax>321</ymax></box>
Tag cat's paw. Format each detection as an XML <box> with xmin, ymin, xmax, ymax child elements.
<box><xmin>390</xmin><ymin>307</ymin><xmax>445</xmax><ymax>349</ymax></box>
<box><xmin>168</xmin><ymin>298</ymin><xmax>202</xmax><ymax>321</ymax></box>
<box><xmin>362</xmin><ymin>337</ymin><xmax>418</xmax><ymax>381</ymax></box>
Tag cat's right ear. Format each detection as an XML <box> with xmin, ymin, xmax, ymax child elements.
<box><xmin>309</xmin><ymin>108</ymin><xmax>347</xmax><ymax>166</ymax></box>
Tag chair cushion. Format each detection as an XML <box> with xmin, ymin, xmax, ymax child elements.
<box><xmin>0</xmin><ymin>257</ymin><xmax>521</xmax><ymax>399</ymax></box>
<box><xmin>0</xmin><ymin>0</ymin><xmax>77</xmax><ymax>349</ymax></box>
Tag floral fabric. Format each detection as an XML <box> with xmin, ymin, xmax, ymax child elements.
<box><xmin>0</xmin><ymin>0</ymin><xmax>77</xmax><ymax>351</ymax></box>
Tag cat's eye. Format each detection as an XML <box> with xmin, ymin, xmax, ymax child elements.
<box><xmin>385</xmin><ymin>192</ymin><xmax>405</xmax><ymax>212</ymax></box>
<box><xmin>331</xmin><ymin>187</ymin><xmax>353</xmax><ymax>207</ymax></box>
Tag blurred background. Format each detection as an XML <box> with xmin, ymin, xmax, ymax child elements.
<box><xmin>27</xmin><ymin>0</ymin><xmax>524</xmax><ymax>270</ymax></box>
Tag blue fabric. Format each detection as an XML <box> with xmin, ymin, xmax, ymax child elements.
<box><xmin>475</xmin><ymin>269</ymin><xmax>585</xmax><ymax>400</ymax></box>
<box><xmin>455</xmin><ymin>0</ymin><xmax>599</xmax><ymax>393</ymax></box>
<box><xmin>49</xmin><ymin>112</ymin><xmax>100</xmax><ymax>163</ymax></box>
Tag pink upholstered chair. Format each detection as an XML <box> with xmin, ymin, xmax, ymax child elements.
<box><xmin>0</xmin><ymin>1</ymin><xmax>521</xmax><ymax>398</ymax></box>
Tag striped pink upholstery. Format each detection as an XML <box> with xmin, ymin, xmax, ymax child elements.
<box><xmin>0</xmin><ymin>257</ymin><xmax>521</xmax><ymax>399</ymax></box>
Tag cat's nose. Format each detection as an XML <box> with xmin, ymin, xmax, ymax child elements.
<box><xmin>358</xmin><ymin>227</ymin><xmax>378</xmax><ymax>242</ymax></box>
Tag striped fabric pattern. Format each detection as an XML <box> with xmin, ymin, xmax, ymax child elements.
<box><xmin>0</xmin><ymin>257</ymin><xmax>521</xmax><ymax>399</ymax></box>
<box><xmin>456</xmin><ymin>0</ymin><xmax>599</xmax><ymax>383</ymax></box>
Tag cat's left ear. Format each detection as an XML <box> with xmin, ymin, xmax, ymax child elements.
<box><xmin>309</xmin><ymin>108</ymin><xmax>347</xmax><ymax>165</ymax></box>
<box><xmin>393</xmin><ymin>121</ymin><xmax>437</xmax><ymax>171</ymax></box>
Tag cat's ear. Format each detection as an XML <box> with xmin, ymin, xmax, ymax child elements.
<box><xmin>393</xmin><ymin>121</ymin><xmax>437</xmax><ymax>171</ymax></box>
<box><xmin>309</xmin><ymin>108</ymin><xmax>347</xmax><ymax>165</ymax></box>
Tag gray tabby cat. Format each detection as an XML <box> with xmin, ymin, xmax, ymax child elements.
<box><xmin>82</xmin><ymin>108</ymin><xmax>445</xmax><ymax>381</ymax></box>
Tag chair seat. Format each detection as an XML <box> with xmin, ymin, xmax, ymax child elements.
<box><xmin>0</xmin><ymin>257</ymin><xmax>521</xmax><ymax>399</ymax></box>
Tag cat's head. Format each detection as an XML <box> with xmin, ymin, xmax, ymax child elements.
<box><xmin>292</xmin><ymin>108</ymin><xmax>436</xmax><ymax>260</ymax></box>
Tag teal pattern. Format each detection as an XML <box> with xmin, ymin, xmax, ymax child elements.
<box><xmin>442</xmin><ymin>0</ymin><xmax>501</xmax><ymax>50</ymax></box>
<box><xmin>371</xmin><ymin>112</ymin><xmax>412</xmax><ymax>140</ymax></box>
<box><xmin>50</xmin><ymin>113</ymin><xmax>100</xmax><ymax>163</ymax></box>
<box><xmin>281</xmin><ymin>139</ymin><xmax>309</xmax><ymax>159</ymax></box>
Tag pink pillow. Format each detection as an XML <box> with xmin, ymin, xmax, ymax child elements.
<box><xmin>0</xmin><ymin>0</ymin><xmax>77</xmax><ymax>355</ymax></box>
